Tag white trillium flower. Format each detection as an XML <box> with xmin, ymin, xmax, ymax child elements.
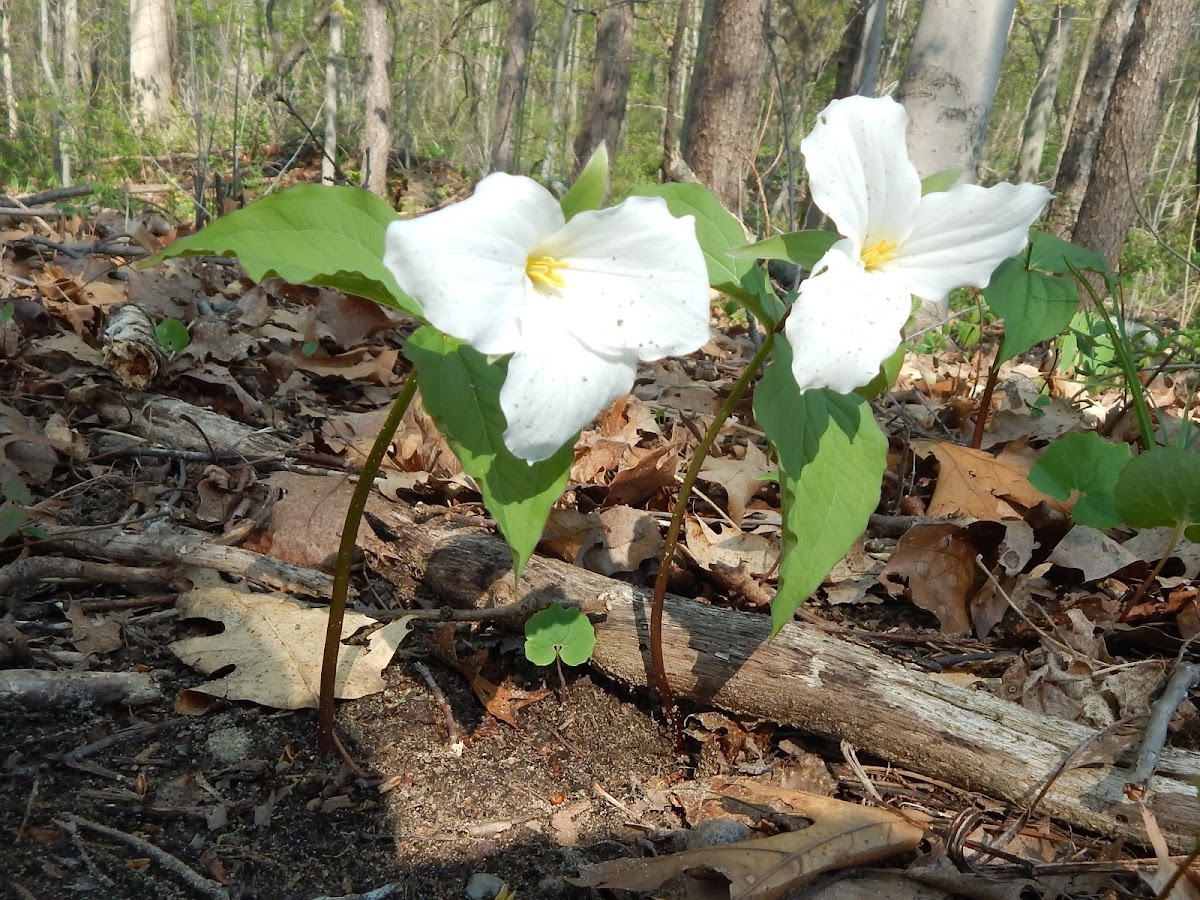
<box><xmin>786</xmin><ymin>95</ymin><xmax>1053</xmax><ymax>394</ymax></box>
<box><xmin>383</xmin><ymin>173</ymin><xmax>710</xmax><ymax>462</ymax></box>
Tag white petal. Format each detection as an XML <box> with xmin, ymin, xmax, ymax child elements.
<box><xmin>500</xmin><ymin>323</ymin><xmax>637</xmax><ymax>463</ymax></box>
<box><xmin>892</xmin><ymin>182</ymin><xmax>1052</xmax><ymax>302</ymax></box>
<box><xmin>785</xmin><ymin>250</ymin><xmax>911</xmax><ymax>394</ymax></box>
<box><xmin>533</xmin><ymin>196</ymin><xmax>711</xmax><ymax>361</ymax></box>
<box><xmin>800</xmin><ymin>96</ymin><xmax>922</xmax><ymax>252</ymax></box>
<box><xmin>383</xmin><ymin>173</ymin><xmax>566</xmax><ymax>355</ymax></box>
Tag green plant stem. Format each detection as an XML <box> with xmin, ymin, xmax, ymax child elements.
<box><xmin>1074</xmin><ymin>268</ymin><xmax>1156</xmax><ymax>449</ymax></box>
<box><xmin>650</xmin><ymin>332</ymin><xmax>777</xmax><ymax>752</ymax></box>
<box><xmin>317</xmin><ymin>370</ymin><xmax>419</xmax><ymax>755</ymax></box>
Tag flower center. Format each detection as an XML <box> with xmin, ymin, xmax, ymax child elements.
<box><xmin>526</xmin><ymin>254</ymin><xmax>570</xmax><ymax>289</ymax></box>
<box><xmin>860</xmin><ymin>239</ymin><xmax>899</xmax><ymax>271</ymax></box>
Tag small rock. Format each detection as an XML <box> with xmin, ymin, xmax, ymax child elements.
<box><xmin>464</xmin><ymin>872</ymin><xmax>507</xmax><ymax>900</ymax></box>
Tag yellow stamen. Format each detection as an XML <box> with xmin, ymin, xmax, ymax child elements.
<box><xmin>526</xmin><ymin>254</ymin><xmax>570</xmax><ymax>289</ymax></box>
<box><xmin>861</xmin><ymin>238</ymin><xmax>899</xmax><ymax>271</ymax></box>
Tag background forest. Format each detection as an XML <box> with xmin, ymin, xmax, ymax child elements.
<box><xmin>1</xmin><ymin>0</ymin><xmax>1198</xmax><ymax>320</ymax></box>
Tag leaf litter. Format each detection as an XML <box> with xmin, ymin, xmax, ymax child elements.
<box><xmin>1</xmin><ymin>188</ymin><xmax>1197</xmax><ymax>898</ymax></box>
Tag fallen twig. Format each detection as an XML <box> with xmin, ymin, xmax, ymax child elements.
<box><xmin>1127</xmin><ymin>662</ymin><xmax>1200</xmax><ymax>796</ymax></box>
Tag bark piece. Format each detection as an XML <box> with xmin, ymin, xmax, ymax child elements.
<box><xmin>0</xmin><ymin>670</ymin><xmax>160</xmax><ymax>710</ymax></box>
<box><xmin>368</xmin><ymin>503</ymin><xmax>1200</xmax><ymax>851</ymax></box>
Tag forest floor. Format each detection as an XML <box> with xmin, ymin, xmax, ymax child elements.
<box><xmin>1</xmin><ymin>177</ymin><xmax>1198</xmax><ymax>900</ymax></box>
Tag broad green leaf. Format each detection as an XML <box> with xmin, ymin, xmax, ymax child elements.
<box><xmin>1028</xmin><ymin>432</ymin><xmax>1131</xmax><ymax>528</ymax></box>
<box><xmin>0</xmin><ymin>302</ymin><xmax>13</xmax><ymax>324</ymax></box>
<box><xmin>405</xmin><ymin>327</ymin><xmax>572</xmax><ymax>579</ymax></box>
<box><xmin>2</xmin><ymin>472</ymin><xmax>32</xmax><ymax>504</ymax></box>
<box><xmin>146</xmin><ymin>184</ymin><xmax>421</xmax><ymax>317</ymax></box>
<box><xmin>984</xmin><ymin>257</ymin><xmax>1078</xmax><ymax>362</ymax></box>
<box><xmin>631</xmin><ymin>182</ymin><xmax>784</xmax><ymax>325</ymax></box>
<box><xmin>0</xmin><ymin>504</ymin><xmax>27</xmax><ymax>542</ymax></box>
<box><xmin>755</xmin><ymin>338</ymin><xmax>887</xmax><ymax>634</ymax></box>
<box><xmin>155</xmin><ymin>317</ymin><xmax>191</xmax><ymax>353</ymax></box>
<box><xmin>728</xmin><ymin>230</ymin><xmax>839</xmax><ymax>269</ymax></box>
<box><xmin>1027</xmin><ymin>229</ymin><xmax>1109</xmax><ymax>277</ymax></box>
<box><xmin>560</xmin><ymin>143</ymin><xmax>608</xmax><ymax>220</ymax></box>
<box><xmin>1115</xmin><ymin>445</ymin><xmax>1200</xmax><ymax>540</ymax></box>
<box><xmin>920</xmin><ymin>168</ymin><xmax>962</xmax><ymax>195</ymax></box>
<box><xmin>524</xmin><ymin>603</ymin><xmax>596</xmax><ymax>666</ymax></box>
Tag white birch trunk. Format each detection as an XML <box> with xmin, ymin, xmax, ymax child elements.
<box><xmin>897</xmin><ymin>0</ymin><xmax>1017</xmax><ymax>181</ymax></box>
<box><xmin>1016</xmin><ymin>5</ymin><xmax>1075</xmax><ymax>182</ymax></box>
<box><xmin>322</xmin><ymin>6</ymin><xmax>342</xmax><ymax>185</ymax></box>
<box><xmin>540</xmin><ymin>0</ymin><xmax>576</xmax><ymax>180</ymax></box>
<box><xmin>0</xmin><ymin>0</ymin><xmax>13</xmax><ymax>133</ymax></box>
<box><xmin>129</xmin><ymin>0</ymin><xmax>176</xmax><ymax>124</ymax></box>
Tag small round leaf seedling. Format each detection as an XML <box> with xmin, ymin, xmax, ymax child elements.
<box><xmin>524</xmin><ymin>603</ymin><xmax>596</xmax><ymax>667</ymax></box>
<box><xmin>155</xmin><ymin>317</ymin><xmax>191</xmax><ymax>353</ymax></box>
<box><xmin>1029</xmin><ymin>431</ymin><xmax>1131</xmax><ymax>528</ymax></box>
<box><xmin>1116</xmin><ymin>445</ymin><xmax>1200</xmax><ymax>542</ymax></box>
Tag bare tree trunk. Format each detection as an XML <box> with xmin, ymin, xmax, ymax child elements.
<box><xmin>129</xmin><ymin>0</ymin><xmax>176</xmax><ymax>124</ymax></box>
<box><xmin>0</xmin><ymin>0</ymin><xmax>13</xmax><ymax>134</ymax></box>
<box><xmin>1046</xmin><ymin>0</ymin><xmax>1138</xmax><ymax>235</ymax></box>
<box><xmin>661</xmin><ymin>0</ymin><xmax>694</xmax><ymax>178</ymax></box>
<box><xmin>266</xmin><ymin>1</ymin><xmax>334</xmax><ymax>92</ymax></box>
<box><xmin>362</xmin><ymin>0</ymin><xmax>393</xmax><ymax>197</ymax></box>
<box><xmin>1016</xmin><ymin>5</ymin><xmax>1074</xmax><ymax>182</ymax></box>
<box><xmin>1071</xmin><ymin>0</ymin><xmax>1196</xmax><ymax>270</ymax></box>
<box><xmin>540</xmin><ymin>0</ymin><xmax>577</xmax><ymax>180</ymax></box>
<box><xmin>834</xmin><ymin>0</ymin><xmax>887</xmax><ymax>98</ymax></box>
<box><xmin>897</xmin><ymin>0</ymin><xmax>1016</xmax><ymax>181</ymax></box>
<box><xmin>572</xmin><ymin>0</ymin><xmax>635</xmax><ymax>176</ymax></box>
<box><xmin>321</xmin><ymin>6</ymin><xmax>342</xmax><ymax>185</ymax></box>
<box><xmin>489</xmin><ymin>0</ymin><xmax>535</xmax><ymax>174</ymax></box>
<box><xmin>681</xmin><ymin>0</ymin><xmax>769</xmax><ymax>213</ymax></box>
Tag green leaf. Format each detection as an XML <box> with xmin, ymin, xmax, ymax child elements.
<box><xmin>0</xmin><ymin>504</ymin><xmax>27</xmax><ymax>542</ymax></box>
<box><xmin>524</xmin><ymin>603</ymin><xmax>596</xmax><ymax>666</ymax></box>
<box><xmin>754</xmin><ymin>338</ymin><xmax>887</xmax><ymax>634</ymax></box>
<box><xmin>728</xmin><ymin>230</ymin><xmax>839</xmax><ymax>269</ymax></box>
<box><xmin>405</xmin><ymin>327</ymin><xmax>572</xmax><ymax>579</ymax></box>
<box><xmin>1027</xmin><ymin>229</ymin><xmax>1110</xmax><ymax>277</ymax></box>
<box><xmin>920</xmin><ymin>168</ymin><xmax>962</xmax><ymax>195</ymax></box>
<box><xmin>1028</xmin><ymin>432</ymin><xmax>1132</xmax><ymax>528</ymax></box>
<box><xmin>984</xmin><ymin>257</ymin><xmax>1078</xmax><ymax>362</ymax></box>
<box><xmin>145</xmin><ymin>184</ymin><xmax>421</xmax><ymax>317</ymax></box>
<box><xmin>560</xmin><ymin>143</ymin><xmax>608</xmax><ymax>221</ymax></box>
<box><xmin>0</xmin><ymin>302</ymin><xmax>14</xmax><ymax>324</ymax></box>
<box><xmin>2</xmin><ymin>472</ymin><xmax>32</xmax><ymax>505</ymax></box>
<box><xmin>155</xmin><ymin>317</ymin><xmax>191</xmax><ymax>353</ymax></box>
<box><xmin>1115</xmin><ymin>445</ymin><xmax>1200</xmax><ymax>532</ymax></box>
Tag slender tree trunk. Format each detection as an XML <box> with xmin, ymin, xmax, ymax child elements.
<box><xmin>540</xmin><ymin>0</ymin><xmax>577</xmax><ymax>180</ymax></box>
<box><xmin>1072</xmin><ymin>0</ymin><xmax>1197</xmax><ymax>270</ymax></box>
<box><xmin>321</xmin><ymin>6</ymin><xmax>342</xmax><ymax>185</ymax></box>
<box><xmin>489</xmin><ymin>0</ymin><xmax>535</xmax><ymax>174</ymax></box>
<box><xmin>1046</xmin><ymin>0</ymin><xmax>1138</xmax><ymax>235</ymax></box>
<box><xmin>681</xmin><ymin>0</ymin><xmax>769</xmax><ymax>213</ymax></box>
<box><xmin>0</xmin><ymin>0</ymin><xmax>13</xmax><ymax>133</ymax></box>
<box><xmin>362</xmin><ymin>0</ymin><xmax>393</xmax><ymax>197</ymax></box>
<box><xmin>834</xmin><ymin>0</ymin><xmax>887</xmax><ymax>98</ymax></box>
<box><xmin>572</xmin><ymin>0</ymin><xmax>635</xmax><ymax>176</ymax></box>
<box><xmin>681</xmin><ymin>0</ymin><xmax>715</xmax><ymax>159</ymax></box>
<box><xmin>661</xmin><ymin>0</ymin><xmax>693</xmax><ymax>177</ymax></box>
<box><xmin>129</xmin><ymin>0</ymin><xmax>176</xmax><ymax>124</ymax></box>
<box><xmin>1016</xmin><ymin>5</ymin><xmax>1074</xmax><ymax>182</ymax></box>
<box><xmin>897</xmin><ymin>0</ymin><xmax>1017</xmax><ymax>181</ymax></box>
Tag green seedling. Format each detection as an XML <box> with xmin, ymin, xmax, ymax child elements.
<box><xmin>155</xmin><ymin>317</ymin><xmax>191</xmax><ymax>353</ymax></box>
<box><xmin>1029</xmin><ymin>431</ymin><xmax>1132</xmax><ymax>529</ymax></box>
<box><xmin>524</xmin><ymin>603</ymin><xmax>596</xmax><ymax>697</ymax></box>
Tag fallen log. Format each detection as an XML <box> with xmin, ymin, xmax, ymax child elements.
<box><xmin>368</xmin><ymin>503</ymin><xmax>1200</xmax><ymax>852</ymax></box>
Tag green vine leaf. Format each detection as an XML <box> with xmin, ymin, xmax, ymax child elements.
<box><xmin>404</xmin><ymin>326</ymin><xmax>573</xmax><ymax>579</ymax></box>
<box><xmin>983</xmin><ymin>257</ymin><xmax>1078</xmax><ymax>363</ymax></box>
<box><xmin>1028</xmin><ymin>431</ymin><xmax>1131</xmax><ymax>528</ymax></box>
<box><xmin>755</xmin><ymin>338</ymin><xmax>887</xmax><ymax>634</ymax></box>
<box><xmin>1115</xmin><ymin>445</ymin><xmax>1200</xmax><ymax>542</ymax></box>
<box><xmin>145</xmin><ymin>184</ymin><xmax>421</xmax><ymax>317</ymax></box>
<box><xmin>728</xmin><ymin>230</ymin><xmax>839</xmax><ymax>269</ymax></box>
<box><xmin>524</xmin><ymin>603</ymin><xmax>596</xmax><ymax>667</ymax></box>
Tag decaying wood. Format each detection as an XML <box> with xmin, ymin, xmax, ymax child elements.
<box><xmin>369</xmin><ymin>503</ymin><xmax>1200</xmax><ymax>852</ymax></box>
<box><xmin>0</xmin><ymin>670</ymin><xmax>160</xmax><ymax>710</ymax></box>
<box><xmin>37</xmin><ymin>519</ymin><xmax>337</xmax><ymax>599</ymax></box>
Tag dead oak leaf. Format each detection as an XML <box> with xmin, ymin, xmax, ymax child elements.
<box><xmin>699</xmin><ymin>443</ymin><xmax>773</xmax><ymax>527</ymax></box>
<box><xmin>913</xmin><ymin>439</ymin><xmax>1065</xmax><ymax>520</ymax></box>
<box><xmin>170</xmin><ymin>571</ymin><xmax>412</xmax><ymax>709</ymax></box>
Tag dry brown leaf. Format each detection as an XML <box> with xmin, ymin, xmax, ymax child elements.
<box><xmin>605</xmin><ymin>443</ymin><xmax>679</xmax><ymax>507</ymax></box>
<box><xmin>913</xmin><ymin>439</ymin><xmax>1065</xmax><ymax>520</ymax></box>
<box><xmin>170</xmin><ymin>571</ymin><xmax>412</xmax><ymax>708</ymax></box>
<box><xmin>568</xmin><ymin>796</ymin><xmax>923</xmax><ymax>899</ymax></box>
<box><xmin>685</xmin><ymin>517</ymin><xmax>778</xmax><ymax>578</ymax></box>
<box><xmin>699</xmin><ymin>443</ymin><xmax>773</xmax><ymax>527</ymax></box>
<box><xmin>1047</xmin><ymin>525</ymin><xmax>1139</xmax><ymax>582</ymax></box>
<box><xmin>879</xmin><ymin>523</ymin><xmax>980</xmax><ymax>634</ymax></box>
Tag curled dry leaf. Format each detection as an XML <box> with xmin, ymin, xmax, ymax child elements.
<box><xmin>698</xmin><ymin>443</ymin><xmax>773</xmax><ymax>527</ymax></box>
<box><xmin>685</xmin><ymin>517</ymin><xmax>778</xmax><ymax>579</ymax></box>
<box><xmin>568</xmin><ymin>795</ymin><xmax>923</xmax><ymax>899</ymax></box>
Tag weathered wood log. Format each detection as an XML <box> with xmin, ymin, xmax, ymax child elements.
<box><xmin>368</xmin><ymin>503</ymin><xmax>1200</xmax><ymax>852</ymax></box>
<box><xmin>0</xmin><ymin>670</ymin><xmax>160</xmax><ymax>710</ymax></box>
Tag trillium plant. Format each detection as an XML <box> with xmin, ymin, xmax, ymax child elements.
<box><xmin>150</xmin><ymin>95</ymin><xmax>1065</xmax><ymax>748</ymax></box>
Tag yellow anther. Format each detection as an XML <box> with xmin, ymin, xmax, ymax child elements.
<box><xmin>526</xmin><ymin>255</ymin><xmax>570</xmax><ymax>289</ymax></box>
<box><xmin>860</xmin><ymin>238</ymin><xmax>899</xmax><ymax>271</ymax></box>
